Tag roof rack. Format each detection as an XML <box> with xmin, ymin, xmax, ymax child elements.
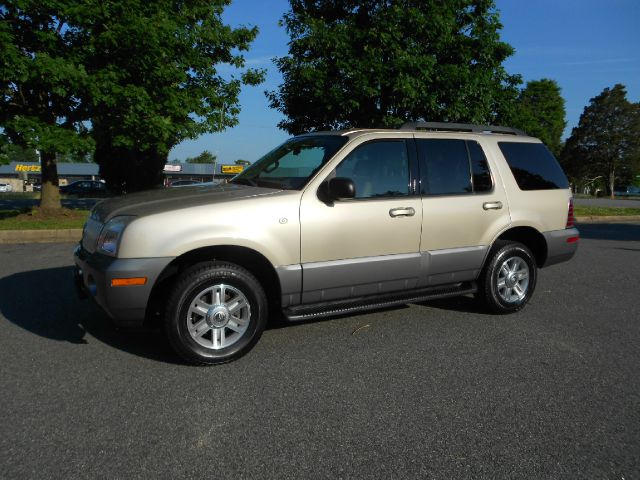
<box><xmin>399</xmin><ymin>121</ymin><xmax>527</xmax><ymax>136</ymax></box>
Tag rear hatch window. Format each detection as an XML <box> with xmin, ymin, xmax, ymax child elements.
<box><xmin>498</xmin><ymin>142</ymin><xmax>569</xmax><ymax>190</ymax></box>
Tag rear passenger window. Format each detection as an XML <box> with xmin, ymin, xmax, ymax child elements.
<box><xmin>417</xmin><ymin>139</ymin><xmax>493</xmax><ymax>195</ymax></box>
<box><xmin>498</xmin><ymin>142</ymin><xmax>569</xmax><ymax>190</ymax></box>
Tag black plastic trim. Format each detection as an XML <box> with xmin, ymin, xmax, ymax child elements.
<box><xmin>283</xmin><ymin>282</ymin><xmax>477</xmax><ymax>321</ymax></box>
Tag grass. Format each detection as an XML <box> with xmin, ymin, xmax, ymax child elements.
<box><xmin>0</xmin><ymin>192</ymin><xmax>41</xmax><ymax>200</ymax></box>
<box><xmin>574</xmin><ymin>206</ymin><xmax>640</xmax><ymax>217</ymax></box>
<box><xmin>0</xmin><ymin>208</ymin><xmax>89</xmax><ymax>230</ymax></box>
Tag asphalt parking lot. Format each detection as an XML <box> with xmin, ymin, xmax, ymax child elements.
<box><xmin>1</xmin><ymin>223</ymin><xmax>639</xmax><ymax>479</ymax></box>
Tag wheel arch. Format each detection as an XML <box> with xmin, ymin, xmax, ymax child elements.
<box><xmin>491</xmin><ymin>226</ymin><xmax>548</xmax><ymax>267</ymax></box>
<box><xmin>145</xmin><ymin>245</ymin><xmax>282</xmax><ymax>327</ymax></box>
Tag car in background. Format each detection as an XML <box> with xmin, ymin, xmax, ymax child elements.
<box><xmin>60</xmin><ymin>180</ymin><xmax>108</xmax><ymax>197</ymax></box>
<box><xmin>614</xmin><ymin>186</ymin><xmax>640</xmax><ymax>197</ymax></box>
<box><xmin>0</xmin><ymin>183</ymin><xmax>13</xmax><ymax>193</ymax></box>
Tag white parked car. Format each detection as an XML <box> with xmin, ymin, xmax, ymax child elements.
<box><xmin>0</xmin><ymin>183</ymin><xmax>13</xmax><ymax>193</ymax></box>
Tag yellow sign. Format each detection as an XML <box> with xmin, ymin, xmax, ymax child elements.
<box><xmin>15</xmin><ymin>164</ymin><xmax>41</xmax><ymax>172</ymax></box>
<box><xmin>221</xmin><ymin>165</ymin><xmax>244</xmax><ymax>174</ymax></box>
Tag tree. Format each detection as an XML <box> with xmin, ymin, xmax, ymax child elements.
<box><xmin>511</xmin><ymin>79</ymin><xmax>566</xmax><ymax>155</ymax></box>
<box><xmin>267</xmin><ymin>0</ymin><xmax>520</xmax><ymax>134</ymax></box>
<box><xmin>84</xmin><ymin>1</ymin><xmax>264</xmax><ymax>193</ymax></box>
<box><xmin>0</xmin><ymin>143</ymin><xmax>39</xmax><ymax>165</ymax></box>
<box><xmin>186</xmin><ymin>151</ymin><xmax>217</xmax><ymax>164</ymax></box>
<box><xmin>561</xmin><ymin>84</ymin><xmax>640</xmax><ymax>198</ymax></box>
<box><xmin>0</xmin><ymin>1</ymin><xmax>93</xmax><ymax>210</ymax></box>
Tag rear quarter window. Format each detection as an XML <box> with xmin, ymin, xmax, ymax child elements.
<box><xmin>499</xmin><ymin>142</ymin><xmax>569</xmax><ymax>190</ymax></box>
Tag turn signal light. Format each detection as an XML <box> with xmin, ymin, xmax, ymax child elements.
<box><xmin>111</xmin><ymin>277</ymin><xmax>147</xmax><ymax>287</ymax></box>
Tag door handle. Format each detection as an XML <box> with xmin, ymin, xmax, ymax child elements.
<box><xmin>483</xmin><ymin>201</ymin><xmax>503</xmax><ymax>210</ymax></box>
<box><xmin>389</xmin><ymin>207</ymin><xmax>416</xmax><ymax>217</ymax></box>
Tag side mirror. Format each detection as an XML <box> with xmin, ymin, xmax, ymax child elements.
<box><xmin>318</xmin><ymin>177</ymin><xmax>355</xmax><ymax>202</ymax></box>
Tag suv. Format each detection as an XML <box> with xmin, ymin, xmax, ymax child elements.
<box><xmin>74</xmin><ymin>122</ymin><xmax>579</xmax><ymax>364</ymax></box>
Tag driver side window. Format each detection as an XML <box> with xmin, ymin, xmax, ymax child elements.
<box><xmin>335</xmin><ymin>140</ymin><xmax>409</xmax><ymax>198</ymax></box>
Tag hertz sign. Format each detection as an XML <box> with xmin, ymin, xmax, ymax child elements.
<box><xmin>15</xmin><ymin>164</ymin><xmax>41</xmax><ymax>172</ymax></box>
<box><xmin>221</xmin><ymin>165</ymin><xmax>244</xmax><ymax>174</ymax></box>
<box><xmin>220</xmin><ymin>165</ymin><xmax>244</xmax><ymax>173</ymax></box>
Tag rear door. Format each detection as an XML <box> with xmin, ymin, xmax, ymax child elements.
<box><xmin>416</xmin><ymin>137</ymin><xmax>511</xmax><ymax>286</ymax></box>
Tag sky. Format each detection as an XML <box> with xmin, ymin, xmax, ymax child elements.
<box><xmin>169</xmin><ymin>0</ymin><xmax>640</xmax><ymax>163</ymax></box>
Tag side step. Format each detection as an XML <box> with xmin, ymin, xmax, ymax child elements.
<box><xmin>283</xmin><ymin>282</ymin><xmax>477</xmax><ymax>322</ymax></box>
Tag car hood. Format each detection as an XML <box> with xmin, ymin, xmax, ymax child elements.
<box><xmin>92</xmin><ymin>183</ymin><xmax>281</xmax><ymax>223</ymax></box>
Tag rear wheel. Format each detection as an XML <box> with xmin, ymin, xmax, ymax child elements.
<box><xmin>165</xmin><ymin>261</ymin><xmax>267</xmax><ymax>365</ymax></box>
<box><xmin>477</xmin><ymin>241</ymin><xmax>537</xmax><ymax>314</ymax></box>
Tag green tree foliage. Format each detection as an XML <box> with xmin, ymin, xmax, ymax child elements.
<box><xmin>0</xmin><ymin>1</ymin><xmax>93</xmax><ymax>209</ymax></box>
<box><xmin>1</xmin><ymin>1</ymin><xmax>264</xmax><ymax>201</ymax></box>
<box><xmin>186</xmin><ymin>151</ymin><xmax>217</xmax><ymax>164</ymax></box>
<box><xmin>0</xmin><ymin>143</ymin><xmax>39</xmax><ymax>165</ymax></box>
<box><xmin>85</xmin><ymin>1</ymin><xmax>264</xmax><ymax>193</ymax></box>
<box><xmin>511</xmin><ymin>79</ymin><xmax>566</xmax><ymax>155</ymax></box>
<box><xmin>561</xmin><ymin>84</ymin><xmax>640</xmax><ymax>198</ymax></box>
<box><xmin>57</xmin><ymin>151</ymin><xmax>94</xmax><ymax>163</ymax></box>
<box><xmin>267</xmin><ymin>0</ymin><xmax>520</xmax><ymax>134</ymax></box>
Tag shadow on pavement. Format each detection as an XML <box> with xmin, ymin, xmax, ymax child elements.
<box><xmin>0</xmin><ymin>266</ymin><xmax>181</xmax><ymax>364</ymax></box>
<box><xmin>415</xmin><ymin>294</ymin><xmax>491</xmax><ymax>315</ymax></box>
<box><xmin>577</xmin><ymin>222</ymin><xmax>640</xmax><ymax>242</ymax></box>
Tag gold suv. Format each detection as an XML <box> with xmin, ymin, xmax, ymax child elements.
<box><xmin>74</xmin><ymin>122</ymin><xmax>579</xmax><ymax>364</ymax></box>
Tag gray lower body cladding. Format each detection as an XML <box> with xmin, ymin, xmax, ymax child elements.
<box><xmin>74</xmin><ymin>245</ymin><xmax>174</xmax><ymax>327</ymax></box>
<box><xmin>542</xmin><ymin>227</ymin><xmax>579</xmax><ymax>267</ymax></box>
<box><xmin>277</xmin><ymin>247</ymin><xmax>487</xmax><ymax>307</ymax></box>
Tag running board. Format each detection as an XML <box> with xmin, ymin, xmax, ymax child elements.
<box><xmin>283</xmin><ymin>282</ymin><xmax>477</xmax><ymax>322</ymax></box>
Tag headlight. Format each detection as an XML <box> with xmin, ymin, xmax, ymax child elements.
<box><xmin>96</xmin><ymin>216</ymin><xmax>134</xmax><ymax>257</ymax></box>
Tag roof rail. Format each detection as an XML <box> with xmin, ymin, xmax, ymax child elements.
<box><xmin>399</xmin><ymin>121</ymin><xmax>527</xmax><ymax>136</ymax></box>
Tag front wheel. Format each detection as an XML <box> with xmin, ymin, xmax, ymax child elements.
<box><xmin>165</xmin><ymin>261</ymin><xmax>268</xmax><ymax>365</ymax></box>
<box><xmin>477</xmin><ymin>241</ymin><xmax>537</xmax><ymax>314</ymax></box>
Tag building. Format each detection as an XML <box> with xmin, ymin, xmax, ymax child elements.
<box><xmin>0</xmin><ymin>161</ymin><xmax>245</xmax><ymax>191</ymax></box>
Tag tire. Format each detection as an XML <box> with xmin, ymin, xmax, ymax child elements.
<box><xmin>165</xmin><ymin>261</ymin><xmax>268</xmax><ymax>365</ymax></box>
<box><xmin>477</xmin><ymin>241</ymin><xmax>537</xmax><ymax>314</ymax></box>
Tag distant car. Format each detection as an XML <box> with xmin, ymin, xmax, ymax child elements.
<box><xmin>0</xmin><ymin>183</ymin><xmax>13</xmax><ymax>193</ymax></box>
<box><xmin>614</xmin><ymin>186</ymin><xmax>640</xmax><ymax>197</ymax></box>
<box><xmin>32</xmin><ymin>183</ymin><xmax>42</xmax><ymax>192</ymax></box>
<box><xmin>60</xmin><ymin>180</ymin><xmax>108</xmax><ymax>197</ymax></box>
<box><xmin>169</xmin><ymin>180</ymin><xmax>201</xmax><ymax>188</ymax></box>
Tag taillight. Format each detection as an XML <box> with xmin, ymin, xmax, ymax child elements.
<box><xmin>566</xmin><ymin>198</ymin><xmax>575</xmax><ymax>228</ymax></box>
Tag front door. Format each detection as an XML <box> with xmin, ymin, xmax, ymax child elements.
<box><xmin>299</xmin><ymin>138</ymin><xmax>423</xmax><ymax>303</ymax></box>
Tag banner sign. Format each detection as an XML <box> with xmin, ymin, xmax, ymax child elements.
<box><xmin>221</xmin><ymin>165</ymin><xmax>243</xmax><ymax>174</ymax></box>
<box><xmin>163</xmin><ymin>164</ymin><xmax>182</xmax><ymax>172</ymax></box>
<box><xmin>15</xmin><ymin>164</ymin><xmax>41</xmax><ymax>172</ymax></box>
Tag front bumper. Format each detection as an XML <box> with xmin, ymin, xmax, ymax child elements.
<box><xmin>542</xmin><ymin>227</ymin><xmax>580</xmax><ymax>267</ymax></box>
<box><xmin>73</xmin><ymin>244</ymin><xmax>174</xmax><ymax>327</ymax></box>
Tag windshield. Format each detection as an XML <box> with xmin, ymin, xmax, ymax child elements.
<box><xmin>230</xmin><ymin>135</ymin><xmax>348</xmax><ymax>190</ymax></box>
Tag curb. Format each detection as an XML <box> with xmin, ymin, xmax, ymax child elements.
<box><xmin>575</xmin><ymin>215</ymin><xmax>640</xmax><ymax>224</ymax></box>
<box><xmin>0</xmin><ymin>229</ymin><xmax>82</xmax><ymax>244</ymax></box>
<box><xmin>1</xmin><ymin>216</ymin><xmax>639</xmax><ymax>244</ymax></box>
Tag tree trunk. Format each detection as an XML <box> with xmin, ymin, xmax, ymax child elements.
<box><xmin>609</xmin><ymin>164</ymin><xmax>616</xmax><ymax>200</ymax></box>
<box><xmin>39</xmin><ymin>150</ymin><xmax>61</xmax><ymax>211</ymax></box>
